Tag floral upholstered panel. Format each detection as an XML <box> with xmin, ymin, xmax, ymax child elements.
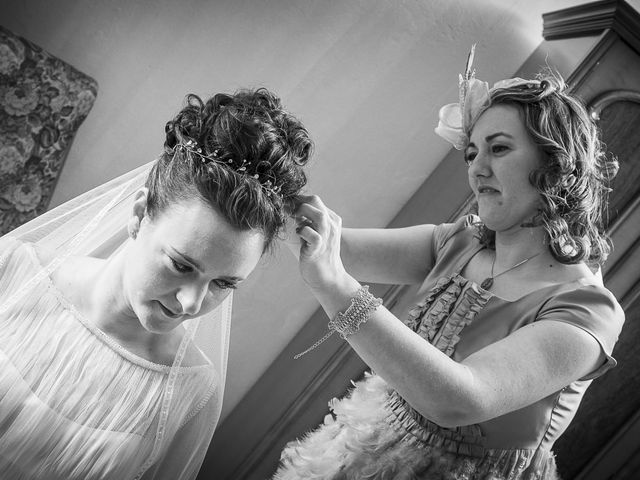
<box><xmin>0</xmin><ymin>25</ymin><xmax>98</xmax><ymax>235</ymax></box>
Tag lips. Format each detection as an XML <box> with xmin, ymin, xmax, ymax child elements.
<box><xmin>158</xmin><ymin>302</ymin><xmax>182</xmax><ymax>319</ymax></box>
<box><xmin>477</xmin><ymin>185</ymin><xmax>500</xmax><ymax>194</ymax></box>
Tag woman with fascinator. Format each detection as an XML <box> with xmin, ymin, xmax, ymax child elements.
<box><xmin>276</xmin><ymin>49</ymin><xmax>624</xmax><ymax>479</ymax></box>
<box><xmin>0</xmin><ymin>88</ymin><xmax>312</xmax><ymax>479</ymax></box>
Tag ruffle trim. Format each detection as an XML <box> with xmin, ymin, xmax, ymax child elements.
<box><xmin>385</xmin><ymin>390</ymin><xmax>485</xmax><ymax>456</ymax></box>
<box><xmin>406</xmin><ymin>274</ymin><xmax>491</xmax><ymax>356</ymax></box>
<box><xmin>385</xmin><ymin>392</ymin><xmax>559</xmax><ymax>479</ymax></box>
<box><xmin>275</xmin><ymin>272</ymin><xmax>563</xmax><ymax>479</ymax></box>
<box><xmin>384</xmin><ymin>391</ymin><xmax>559</xmax><ymax>479</ymax></box>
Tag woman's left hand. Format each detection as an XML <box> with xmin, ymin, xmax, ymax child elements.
<box><xmin>292</xmin><ymin>195</ymin><xmax>350</xmax><ymax>292</ymax></box>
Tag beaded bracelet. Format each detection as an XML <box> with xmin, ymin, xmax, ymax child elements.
<box><xmin>294</xmin><ymin>285</ymin><xmax>383</xmax><ymax>359</ymax></box>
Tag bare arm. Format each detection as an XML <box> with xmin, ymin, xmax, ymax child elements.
<box><xmin>285</xmin><ymin>200</ymin><xmax>435</xmax><ymax>286</ymax></box>
<box><xmin>340</xmin><ymin>225</ymin><xmax>436</xmax><ymax>285</ymax></box>
<box><xmin>293</xmin><ymin>195</ymin><xmax>605</xmax><ymax>427</ymax></box>
<box><xmin>314</xmin><ymin>274</ymin><xmax>604</xmax><ymax>427</ymax></box>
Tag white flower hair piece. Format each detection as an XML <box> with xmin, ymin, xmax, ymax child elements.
<box><xmin>434</xmin><ymin>45</ymin><xmax>541</xmax><ymax>150</ymax></box>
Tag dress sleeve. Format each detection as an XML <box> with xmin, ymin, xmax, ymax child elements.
<box><xmin>430</xmin><ymin>215</ymin><xmax>479</xmax><ymax>263</ymax></box>
<box><xmin>535</xmin><ymin>284</ymin><xmax>625</xmax><ymax>381</ymax></box>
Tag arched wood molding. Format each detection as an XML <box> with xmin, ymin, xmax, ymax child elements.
<box><xmin>589</xmin><ymin>89</ymin><xmax>640</xmax><ymax>120</ymax></box>
<box><xmin>589</xmin><ymin>90</ymin><xmax>640</xmax><ymax>304</ymax></box>
<box><xmin>575</xmin><ymin>93</ymin><xmax>640</xmax><ymax>479</ymax></box>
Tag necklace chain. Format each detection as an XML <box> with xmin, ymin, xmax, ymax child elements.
<box><xmin>480</xmin><ymin>251</ymin><xmax>542</xmax><ymax>290</ymax></box>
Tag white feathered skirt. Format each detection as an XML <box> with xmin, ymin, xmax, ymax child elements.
<box><xmin>273</xmin><ymin>373</ymin><xmax>559</xmax><ymax>480</ymax></box>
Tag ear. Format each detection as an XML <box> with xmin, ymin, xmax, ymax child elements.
<box><xmin>128</xmin><ymin>188</ymin><xmax>149</xmax><ymax>239</ymax></box>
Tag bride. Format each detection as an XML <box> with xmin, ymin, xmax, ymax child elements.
<box><xmin>0</xmin><ymin>87</ymin><xmax>312</xmax><ymax>479</ymax></box>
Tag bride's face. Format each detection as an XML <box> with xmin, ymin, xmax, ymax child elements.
<box><xmin>124</xmin><ymin>196</ymin><xmax>264</xmax><ymax>334</ymax></box>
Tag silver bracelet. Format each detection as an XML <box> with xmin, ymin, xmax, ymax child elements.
<box><xmin>293</xmin><ymin>285</ymin><xmax>383</xmax><ymax>359</ymax></box>
<box><xmin>328</xmin><ymin>286</ymin><xmax>382</xmax><ymax>339</ymax></box>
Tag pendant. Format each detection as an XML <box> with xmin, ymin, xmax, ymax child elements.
<box><xmin>480</xmin><ymin>277</ymin><xmax>494</xmax><ymax>290</ymax></box>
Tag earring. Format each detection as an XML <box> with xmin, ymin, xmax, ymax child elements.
<box><xmin>128</xmin><ymin>217</ymin><xmax>140</xmax><ymax>239</ymax></box>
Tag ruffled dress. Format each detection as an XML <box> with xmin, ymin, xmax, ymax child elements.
<box><xmin>274</xmin><ymin>216</ymin><xmax>625</xmax><ymax>480</ymax></box>
<box><xmin>0</xmin><ymin>239</ymin><xmax>221</xmax><ymax>479</ymax></box>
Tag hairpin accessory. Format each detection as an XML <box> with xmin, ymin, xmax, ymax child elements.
<box><xmin>434</xmin><ymin>45</ymin><xmax>541</xmax><ymax>150</ymax></box>
<box><xmin>174</xmin><ymin>139</ymin><xmax>283</xmax><ymax>197</ymax></box>
<box><xmin>293</xmin><ymin>285</ymin><xmax>383</xmax><ymax>359</ymax></box>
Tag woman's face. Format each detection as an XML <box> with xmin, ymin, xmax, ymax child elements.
<box><xmin>465</xmin><ymin>104</ymin><xmax>543</xmax><ymax>233</ymax></box>
<box><xmin>123</xmin><ymin>195</ymin><xmax>264</xmax><ymax>334</ymax></box>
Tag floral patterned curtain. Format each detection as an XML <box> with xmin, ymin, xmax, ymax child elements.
<box><xmin>0</xmin><ymin>25</ymin><xmax>98</xmax><ymax>235</ymax></box>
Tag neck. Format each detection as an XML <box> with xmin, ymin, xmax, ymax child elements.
<box><xmin>493</xmin><ymin>224</ymin><xmax>550</xmax><ymax>268</ymax></box>
<box><xmin>89</xmin><ymin>246</ymin><xmax>158</xmax><ymax>347</ymax></box>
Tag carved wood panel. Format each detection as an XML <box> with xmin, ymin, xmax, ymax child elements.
<box><xmin>595</xmin><ymin>98</ymin><xmax>640</xmax><ymax>225</ymax></box>
<box><xmin>553</xmin><ymin>98</ymin><xmax>640</xmax><ymax>479</ymax></box>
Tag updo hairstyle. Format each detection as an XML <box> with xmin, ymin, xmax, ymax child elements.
<box><xmin>145</xmin><ymin>88</ymin><xmax>313</xmax><ymax>250</ymax></box>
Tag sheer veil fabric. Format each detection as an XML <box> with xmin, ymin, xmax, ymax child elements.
<box><xmin>0</xmin><ymin>160</ymin><xmax>232</xmax><ymax>479</ymax></box>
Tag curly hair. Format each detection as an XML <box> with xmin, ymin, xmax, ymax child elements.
<box><xmin>470</xmin><ymin>73</ymin><xmax>618</xmax><ymax>266</ymax></box>
<box><xmin>145</xmin><ymin>88</ymin><xmax>313</xmax><ymax>250</ymax></box>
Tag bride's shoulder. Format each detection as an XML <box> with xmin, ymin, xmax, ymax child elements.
<box><xmin>29</xmin><ymin>244</ymin><xmax>103</xmax><ymax>298</ymax></box>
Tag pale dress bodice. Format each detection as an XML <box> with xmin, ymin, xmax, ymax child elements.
<box><xmin>0</xmin><ymin>239</ymin><xmax>220</xmax><ymax>480</ymax></box>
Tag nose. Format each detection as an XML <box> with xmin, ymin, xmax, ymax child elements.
<box><xmin>468</xmin><ymin>149</ymin><xmax>491</xmax><ymax>179</ymax></box>
<box><xmin>176</xmin><ymin>283</ymin><xmax>209</xmax><ymax>316</ymax></box>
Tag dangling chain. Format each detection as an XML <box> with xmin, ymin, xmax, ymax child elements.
<box><xmin>294</xmin><ymin>286</ymin><xmax>383</xmax><ymax>359</ymax></box>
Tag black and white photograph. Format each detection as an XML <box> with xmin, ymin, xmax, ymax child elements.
<box><xmin>1</xmin><ymin>1</ymin><xmax>639</xmax><ymax>479</ymax></box>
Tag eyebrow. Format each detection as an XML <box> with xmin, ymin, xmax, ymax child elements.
<box><xmin>485</xmin><ymin>132</ymin><xmax>513</xmax><ymax>142</ymax></box>
<box><xmin>467</xmin><ymin>132</ymin><xmax>514</xmax><ymax>149</ymax></box>
<box><xmin>171</xmin><ymin>247</ymin><xmax>243</xmax><ymax>281</ymax></box>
